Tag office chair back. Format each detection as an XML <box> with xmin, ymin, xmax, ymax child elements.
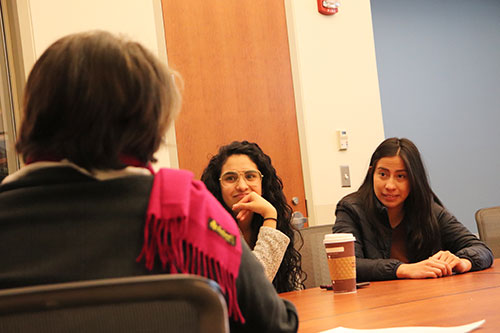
<box><xmin>296</xmin><ymin>224</ymin><xmax>334</xmax><ymax>288</ymax></box>
<box><xmin>0</xmin><ymin>274</ymin><xmax>229</xmax><ymax>333</ymax></box>
<box><xmin>475</xmin><ymin>206</ymin><xmax>500</xmax><ymax>258</ymax></box>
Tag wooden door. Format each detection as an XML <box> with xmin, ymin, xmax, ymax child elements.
<box><xmin>161</xmin><ymin>0</ymin><xmax>307</xmax><ymax>216</ymax></box>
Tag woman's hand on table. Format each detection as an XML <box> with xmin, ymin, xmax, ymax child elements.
<box><xmin>397</xmin><ymin>251</ymin><xmax>472</xmax><ymax>279</ymax></box>
<box><xmin>431</xmin><ymin>250</ymin><xmax>472</xmax><ymax>273</ymax></box>
<box><xmin>396</xmin><ymin>257</ymin><xmax>452</xmax><ymax>279</ymax></box>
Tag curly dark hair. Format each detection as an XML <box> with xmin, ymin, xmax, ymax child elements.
<box><xmin>201</xmin><ymin>141</ymin><xmax>306</xmax><ymax>292</ymax></box>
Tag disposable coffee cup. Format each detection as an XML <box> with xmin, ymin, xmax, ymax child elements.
<box><xmin>323</xmin><ymin>233</ymin><xmax>356</xmax><ymax>294</ymax></box>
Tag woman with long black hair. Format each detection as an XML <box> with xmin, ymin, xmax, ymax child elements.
<box><xmin>333</xmin><ymin>137</ymin><xmax>493</xmax><ymax>282</ymax></box>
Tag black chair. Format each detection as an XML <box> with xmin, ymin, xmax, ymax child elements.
<box><xmin>0</xmin><ymin>274</ymin><xmax>229</xmax><ymax>333</ymax></box>
<box><xmin>475</xmin><ymin>206</ymin><xmax>500</xmax><ymax>258</ymax></box>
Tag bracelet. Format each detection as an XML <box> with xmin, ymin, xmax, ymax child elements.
<box><xmin>262</xmin><ymin>217</ymin><xmax>278</xmax><ymax>223</ymax></box>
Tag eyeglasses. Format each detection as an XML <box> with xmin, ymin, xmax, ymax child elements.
<box><xmin>219</xmin><ymin>170</ymin><xmax>263</xmax><ymax>187</ymax></box>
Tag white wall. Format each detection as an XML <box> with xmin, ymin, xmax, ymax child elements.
<box><xmin>12</xmin><ymin>0</ymin><xmax>177</xmax><ymax>169</ymax></box>
<box><xmin>285</xmin><ymin>0</ymin><xmax>385</xmax><ymax>225</ymax></box>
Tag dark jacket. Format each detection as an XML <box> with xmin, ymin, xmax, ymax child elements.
<box><xmin>0</xmin><ymin>166</ymin><xmax>298</xmax><ymax>333</ymax></box>
<box><xmin>333</xmin><ymin>193</ymin><xmax>493</xmax><ymax>282</ymax></box>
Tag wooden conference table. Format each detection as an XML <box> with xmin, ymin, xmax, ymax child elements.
<box><xmin>280</xmin><ymin>259</ymin><xmax>500</xmax><ymax>332</ymax></box>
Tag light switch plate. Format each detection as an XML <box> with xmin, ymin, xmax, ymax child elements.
<box><xmin>337</xmin><ymin>130</ymin><xmax>348</xmax><ymax>150</ymax></box>
<box><xmin>340</xmin><ymin>165</ymin><xmax>351</xmax><ymax>187</ymax></box>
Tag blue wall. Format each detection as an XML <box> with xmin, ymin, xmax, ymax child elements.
<box><xmin>371</xmin><ymin>0</ymin><xmax>500</xmax><ymax>232</ymax></box>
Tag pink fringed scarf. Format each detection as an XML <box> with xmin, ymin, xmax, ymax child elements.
<box><xmin>137</xmin><ymin>168</ymin><xmax>244</xmax><ymax>323</ymax></box>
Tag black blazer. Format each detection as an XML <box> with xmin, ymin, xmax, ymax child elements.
<box><xmin>333</xmin><ymin>193</ymin><xmax>493</xmax><ymax>282</ymax></box>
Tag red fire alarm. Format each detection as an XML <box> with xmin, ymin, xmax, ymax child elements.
<box><xmin>317</xmin><ymin>0</ymin><xmax>340</xmax><ymax>15</ymax></box>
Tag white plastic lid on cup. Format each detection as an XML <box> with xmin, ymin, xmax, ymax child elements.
<box><xmin>323</xmin><ymin>233</ymin><xmax>355</xmax><ymax>244</ymax></box>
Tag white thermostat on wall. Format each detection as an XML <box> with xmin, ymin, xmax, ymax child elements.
<box><xmin>337</xmin><ymin>130</ymin><xmax>348</xmax><ymax>151</ymax></box>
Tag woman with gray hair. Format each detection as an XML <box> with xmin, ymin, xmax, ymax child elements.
<box><xmin>0</xmin><ymin>31</ymin><xmax>298</xmax><ymax>332</ymax></box>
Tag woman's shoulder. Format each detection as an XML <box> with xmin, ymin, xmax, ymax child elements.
<box><xmin>430</xmin><ymin>200</ymin><xmax>450</xmax><ymax>216</ymax></box>
<box><xmin>430</xmin><ymin>200</ymin><xmax>457</xmax><ymax>224</ymax></box>
<box><xmin>334</xmin><ymin>192</ymin><xmax>371</xmax><ymax>224</ymax></box>
<box><xmin>337</xmin><ymin>191</ymin><xmax>364</xmax><ymax>209</ymax></box>
<box><xmin>156</xmin><ymin>168</ymin><xmax>209</xmax><ymax>193</ymax></box>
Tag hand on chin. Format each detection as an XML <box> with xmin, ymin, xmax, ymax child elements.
<box><xmin>235</xmin><ymin>208</ymin><xmax>254</xmax><ymax>226</ymax></box>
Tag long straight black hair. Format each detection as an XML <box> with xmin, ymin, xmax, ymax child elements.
<box><xmin>201</xmin><ymin>141</ymin><xmax>306</xmax><ymax>292</ymax></box>
<box><xmin>357</xmin><ymin>137</ymin><xmax>442</xmax><ymax>261</ymax></box>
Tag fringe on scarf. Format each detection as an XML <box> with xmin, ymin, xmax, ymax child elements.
<box><xmin>137</xmin><ymin>214</ymin><xmax>245</xmax><ymax>323</ymax></box>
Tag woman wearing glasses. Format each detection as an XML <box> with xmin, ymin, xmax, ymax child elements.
<box><xmin>202</xmin><ymin>141</ymin><xmax>305</xmax><ymax>292</ymax></box>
